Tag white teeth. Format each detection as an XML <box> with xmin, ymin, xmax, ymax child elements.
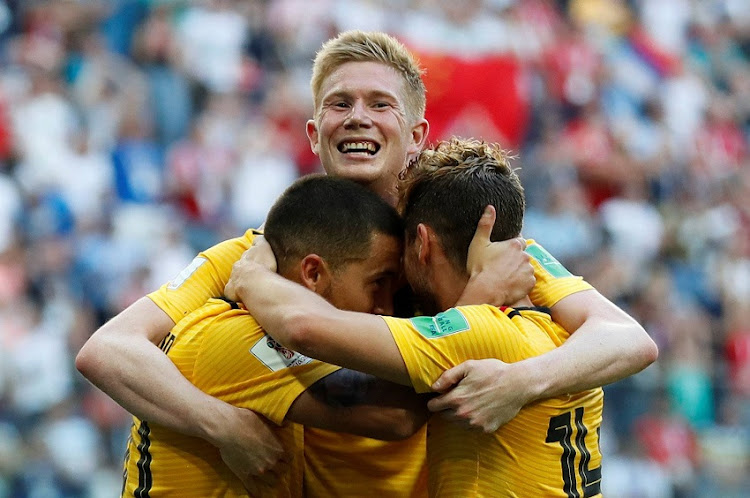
<box><xmin>341</xmin><ymin>141</ymin><xmax>377</xmax><ymax>153</ymax></box>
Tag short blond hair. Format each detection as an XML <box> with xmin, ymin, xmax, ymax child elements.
<box><xmin>311</xmin><ymin>30</ymin><xmax>426</xmax><ymax>123</ymax></box>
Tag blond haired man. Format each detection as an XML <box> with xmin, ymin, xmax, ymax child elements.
<box><xmin>78</xmin><ymin>31</ymin><xmax>656</xmax><ymax>496</ymax></box>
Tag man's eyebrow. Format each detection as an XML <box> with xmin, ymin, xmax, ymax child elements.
<box><xmin>323</xmin><ymin>89</ymin><xmax>399</xmax><ymax>101</ymax></box>
<box><xmin>322</xmin><ymin>90</ymin><xmax>351</xmax><ymax>101</ymax></box>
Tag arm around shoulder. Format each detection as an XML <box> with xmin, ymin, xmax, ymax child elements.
<box><xmin>75</xmin><ymin>296</ymin><xmax>229</xmax><ymax>438</ymax></box>
<box><xmin>76</xmin><ymin>296</ymin><xmax>288</xmax><ymax>485</ymax></box>
<box><xmin>287</xmin><ymin>369</ymin><xmax>429</xmax><ymax>441</ymax></box>
<box><xmin>426</xmin><ymin>289</ymin><xmax>658</xmax><ymax>432</ymax></box>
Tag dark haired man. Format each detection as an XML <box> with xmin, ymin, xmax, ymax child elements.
<box><xmin>226</xmin><ymin>139</ymin><xmax>654</xmax><ymax>497</ymax></box>
<box><xmin>79</xmin><ymin>30</ymin><xmax>656</xmax><ymax>496</ymax></box>
<box><xmin>121</xmin><ymin>175</ymin><xmax>428</xmax><ymax>497</ymax></box>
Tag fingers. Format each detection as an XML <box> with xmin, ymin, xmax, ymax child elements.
<box><xmin>430</xmin><ymin>362</ymin><xmax>470</xmax><ymax>392</ymax></box>
<box><xmin>253</xmin><ymin>467</ymin><xmax>280</xmax><ymax>487</ymax></box>
<box><xmin>468</xmin><ymin>206</ymin><xmax>497</xmax><ymax>255</ymax></box>
<box><xmin>225</xmin><ymin>238</ymin><xmax>278</xmax><ymax>300</ymax></box>
<box><xmin>246</xmin><ymin>236</ymin><xmax>277</xmax><ymax>272</ymax></box>
<box><xmin>427</xmin><ymin>391</ymin><xmax>455</xmax><ymax>413</ymax></box>
<box><xmin>224</xmin><ymin>276</ymin><xmax>239</xmax><ymax>301</ymax></box>
<box><xmin>253</xmin><ymin>458</ymin><xmax>291</xmax><ymax>487</ymax></box>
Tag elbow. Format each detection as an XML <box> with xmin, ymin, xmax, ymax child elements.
<box><xmin>627</xmin><ymin>324</ymin><xmax>659</xmax><ymax>372</ymax></box>
<box><xmin>394</xmin><ymin>412</ymin><xmax>427</xmax><ymax>440</ymax></box>
<box><xmin>379</xmin><ymin>410</ymin><xmax>426</xmax><ymax>441</ymax></box>
<box><xmin>641</xmin><ymin>333</ymin><xmax>659</xmax><ymax>368</ymax></box>
<box><xmin>277</xmin><ymin>310</ymin><xmax>320</xmax><ymax>355</ymax></box>
<box><xmin>75</xmin><ymin>335</ymin><xmax>104</xmax><ymax>382</ymax></box>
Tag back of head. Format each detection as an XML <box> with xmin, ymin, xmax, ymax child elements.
<box><xmin>310</xmin><ymin>30</ymin><xmax>426</xmax><ymax>122</ymax></box>
<box><xmin>399</xmin><ymin>138</ymin><xmax>525</xmax><ymax>274</ymax></box>
<box><xmin>264</xmin><ymin>175</ymin><xmax>403</xmax><ymax>275</ymax></box>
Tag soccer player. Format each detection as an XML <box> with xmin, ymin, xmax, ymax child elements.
<box><xmin>226</xmin><ymin>139</ymin><xmax>612</xmax><ymax>497</ymax></box>
<box><xmin>122</xmin><ymin>175</ymin><xmax>430</xmax><ymax>497</ymax></box>
<box><xmin>77</xmin><ymin>30</ymin><xmax>657</xmax><ymax>495</ymax></box>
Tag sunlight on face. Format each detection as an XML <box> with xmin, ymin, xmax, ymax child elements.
<box><xmin>325</xmin><ymin>232</ymin><xmax>403</xmax><ymax>316</ymax></box>
<box><xmin>308</xmin><ymin>61</ymin><xmax>422</xmax><ymax>196</ymax></box>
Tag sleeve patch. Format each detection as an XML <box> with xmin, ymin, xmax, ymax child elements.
<box><xmin>250</xmin><ymin>335</ymin><xmax>313</xmax><ymax>372</ymax></box>
<box><xmin>526</xmin><ymin>243</ymin><xmax>573</xmax><ymax>278</ymax></box>
<box><xmin>166</xmin><ymin>256</ymin><xmax>207</xmax><ymax>290</ymax></box>
<box><xmin>409</xmin><ymin>308</ymin><xmax>470</xmax><ymax>338</ymax></box>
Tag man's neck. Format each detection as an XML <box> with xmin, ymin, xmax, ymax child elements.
<box><xmin>432</xmin><ymin>264</ymin><xmax>469</xmax><ymax>312</ymax></box>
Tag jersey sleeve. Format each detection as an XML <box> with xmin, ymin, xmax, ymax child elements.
<box><xmin>382</xmin><ymin>305</ymin><xmax>554</xmax><ymax>393</ymax></box>
<box><xmin>147</xmin><ymin>229</ymin><xmax>259</xmax><ymax>323</ymax></box>
<box><xmin>190</xmin><ymin>310</ymin><xmax>341</xmax><ymax>425</ymax></box>
<box><xmin>525</xmin><ymin>239</ymin><xmax>593</xmax><ymax>308</ymax></box>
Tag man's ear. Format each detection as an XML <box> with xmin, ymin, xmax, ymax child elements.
<box><xmin>306</xmin><ymin>119</ymin><xmax>320</xmax><ymax>155</ymax></box>
<box><xmin>299</xmin><ymin>254</ymin><xmax>331</xmax><ymax>294</ymax></box>
<box><xmin>407</xmin><ymin>118</ymin><xmax>429</xmax><ymax>156</ymax></box>
<box><xmin>415</xmin><ymin>223</ymin><xmax>432</xmax><ymax>264</ymax></box>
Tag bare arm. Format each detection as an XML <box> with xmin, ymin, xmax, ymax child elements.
<box><xmin>427</xmin><ymin>289</ymin><xmax>658</xmax><ymax>432</ymax></box>
<box><xmin>75</xmin><ymin>297</ymin><xmax>222</xmax><ymax>434</ymax></box>
<box><xmin>288</xmin><ymin>369</ymin><xmax>429</xmax><ymax>441</ymax></box>
<box><xmin>225</xmin><ymin>258</ymin><xmax>411</xmax><ymax>386</ymax></box>
<box><xmin>535</xmin><ymin>288</ymin><xmax>658</xmax><ymax>395</ymax></box>
<box><xmin>75</xmin><ymin>298</ymin><xmax>286</xmax><ymax>486</ymax></box>
<box><xmin>427</xmin><ymin>212</ymin><xmax>657</xmax><ymax>431</ymax></box>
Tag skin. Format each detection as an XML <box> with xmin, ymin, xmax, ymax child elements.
<box><xmin>226</xmin><ymin>207</ymin><xmax>659</xmax><ymax>434</ymax></box>
<box><xmin>275</xmin><ymin>232</ymin><xmax>429</xmax><ymax>442</ymax></box>
<box><xmin>306</xmin><ymin>61</ymin><xmax>428</xmax><ymax>206</ymax></box>
<box><xmin>76</xmin><ymin>49</ymin><xmax>653</xmax><ymax>490</ymax></box>
<box><xmin>223</xmin><ymin>224</ymin><xmax>529</xmax><ymax>385</ymax></box>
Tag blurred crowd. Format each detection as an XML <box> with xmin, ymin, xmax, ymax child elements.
<box><xmin>0</xmin><ymin>0</ymin><xmax>748</xmax><ymax>497</ymax></box>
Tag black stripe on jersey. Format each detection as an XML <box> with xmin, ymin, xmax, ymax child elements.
<box><xmin>217</xmin><ymin>296</ymin><xmax>240</xmax><ymax>309</ymax></box>
<box><xmin>505</xmin><ymin>308</ymin><xmax>522</xmax><ymax>319</ymax></box>
<box><xmin>134</xmin><ymin>421</ymin><xmax>153</xmax><ymax>498</ymax></box>
<box><xmin>511</xmin><ymin>306</ymin><xmax>551</xmax><ymax>316</ymax></box>
<box><xmin>122</xmin><ymin>432</ymin><xmax>132</xmax><ymax>497</ymax></box>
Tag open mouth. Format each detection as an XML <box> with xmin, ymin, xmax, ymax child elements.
<box><xmin>338</xmin><ymin>141</ymin><xmax>380</xmax><ymax>155</ymax></box>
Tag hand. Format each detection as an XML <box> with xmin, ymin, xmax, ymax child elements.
<box><xmin>225</xmin><ymin>236</ymin><xmax>277</xmax><ymax>302</ymax></box>
<box><xmin>427</xmin><ymin>358</ymin><xmax>535</xmax><ymax>433</ymax></box>
<box><xmin>213</xmin><ymin>405</ymin><xmax>290</xmax><ymax>492</ymax></box>
<box><xmin>461</xmin><ymin>205</ymin><xmax>534</xmax><ymax>306</ymax></box>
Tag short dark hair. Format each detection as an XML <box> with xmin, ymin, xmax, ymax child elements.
<box><xmin>264</xmin><ymin>175</ymin><xmax>403</xmax><ymax>274</ymax></box>
<box><xmin>398</xmin><ymin>138</ymin><xmax>525</xmax><ymax>275</ymax></box>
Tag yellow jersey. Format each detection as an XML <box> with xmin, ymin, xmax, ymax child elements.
<box><xmin>122</xmin><ymin>299</ymin><xmax>340</xmax><ymax>497</ymax></box>
<box><xmin>146</xmin><ymin>234</ymin><xmax>591</xmax><ymax>497</ymax></box>
<box><xmin>148</xmin><ymin>229</ymin><xmax>261</xmax><ymax>323</ymax></box>
<box><xmin>526</xmin><ymin>239</ymin><xmax>594</xmax><ymax>308</ymax></box>
<box><xmin>147</xmin><ymin>230</ymin><xmax>430</xmax><ymax>497</ymax></box>
<box><xmin>384</xmin><ymin>305</ymin><xmax>604</xmax><ymax>498</ymax></box>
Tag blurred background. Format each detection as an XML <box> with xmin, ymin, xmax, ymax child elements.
<box><xmin>0</xmin><ymin>0</ymin><xmax>748</xmax><ymax>497</ymax></box>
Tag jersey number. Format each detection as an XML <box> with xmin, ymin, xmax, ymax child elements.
<box><xmin>546</xmin><ymin>407</ymin><xmax>601</xmax><ymax>498</ymax></box>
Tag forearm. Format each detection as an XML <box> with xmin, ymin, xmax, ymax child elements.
<box><xmin>75</xmin><ymin>298</ymin><xmax>234</xmax><ymax>445</ymax></box>
<box><xmin>519</xmin><ymin>318</ymin><xmax>657</xmax><ymax>400</ymax></box>
<box><xmin>232</xmin><ymin>265</ymin><xmax>334</xmax><ymax>348</ymax></box>
<box><xmin>290</xmin><ymin>370</ymin><xmax>429</xmax><ymax>440</ymax></box>
<box><xmin>228</xmin><ymin>256</ymin><xmax>411</xmax><ymax>384</ymax></box>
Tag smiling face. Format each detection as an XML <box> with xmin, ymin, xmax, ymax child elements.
<box><xmin>307</xmin><ymin>61</ymin><xmax>428</xmax><ymax>204</ymax></box>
